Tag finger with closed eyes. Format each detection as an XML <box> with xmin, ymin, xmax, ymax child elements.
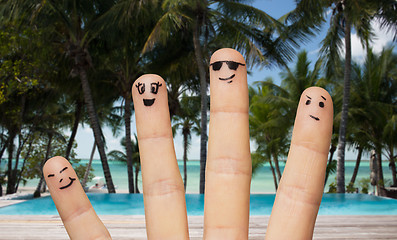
<box><xmin>44</xmin><ymin>156</ymin><xmax>111</xmax><ymax>240</ymax></box>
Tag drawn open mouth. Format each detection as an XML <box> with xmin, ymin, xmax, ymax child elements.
<box><xmin>310</xmin><ymin>115</ymin><xmax>320</xmax><ymax>121</ymax></box>
<box><xmin>59</xmin><ymin>177</ymin><xmax>76</xmax><ymax>190</ymax></box>
<box><xmin>219</xmin><ymin>74</ymin><xmax>235</xmax><ymax>83</ymax></box>
<box><xmin>143</xmin><ymin>99</ymin><xmax>155</xmax><ymax>106</ymax></box>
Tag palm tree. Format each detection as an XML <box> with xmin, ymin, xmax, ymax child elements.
<box><xmin>107</xmin><ymin>135</ymin><xmax>141</xmax><ymax>193</ymax></box>
<box><xmin>144</xmin><ymin>0</ymin><xmax>300</xmax><ymax>193</ymax></box>
<box><xmin>0</xmin><ymin>22</ymin><xmax>60</xmax><ymax>194</ymax></box>
<box><xmin>250</xmin><ymin>51</ymin><xmax>326</xmax><ymax>188</ymax></box>
<box><xmin>172</xmin><ymin>94</ymin><xmax>200</xmax><ymax>191</ymax></box>
<box><xmin>1</xmin><ymin>0</ymin><xmax>118</xmax><ymax>192</ymax></box>
<box><xmin>93</xmin><ymin>0</ymin><xmax>165</xmax><ymax>193</ymax></box>
<box><xmin>288</xmin><ymin>0</ymin><xmax>397</xmax><ymax>193</ymax></box>
<box><xmin>384</xmin><ymin>114</ymin><xmax>397</xmax><ymax>186</ymax></box>
<box><xmin>347</xmin><ymin>47</ymin><xmax>397</xmax><ymax>194</ymax></box>
<box><xmin>249</xmin><ymin>80</ymin><xmax>290</xmax><ymax>190</ymax></box>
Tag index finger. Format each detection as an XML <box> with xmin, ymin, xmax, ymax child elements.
<box><xmin>132</xmin><ymin>74</ymin><xmax>189</xmax><ymax>239</ymax></box>
<box><xmin>265</xmin><ymin>87</ymin><xmax>333</xmax><ymax>239</ymax></box>
<box><xmin>43</xmin><ymin>156</ymin><xmax>111</xmax><ymax>240</ymax></box>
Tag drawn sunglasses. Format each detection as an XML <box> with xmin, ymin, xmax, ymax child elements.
<box><xmin>210</xmin><ymin>61</ymin><xmax>245</xmax><ymax>71</ymax></box>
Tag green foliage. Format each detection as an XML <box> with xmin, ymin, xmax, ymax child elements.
<box><xmin>326</xmin><ymin>160</ymin><xmax>337</xmax><ymax>177</ymax></box>
<box><xmin>74</xmin><ymin>164</ymin><xmax>94</xmax><ymax>183</ymax></box>
<box><xmin>21</xmin><ymin>133</ymin><xmax>79</xmax><ymax>180</ymax></box>
<box><xmin>358</xmin><ymin>178</ymin><xmax>371</xmax><ymax>194</ymax></box>
<box><xmin>251</xmin><ymin>152</ymin><xmax>267</xmax><ymax>177</ymax></box>
<box><xmin>0</xmin><ymin>24</ymin><xmax>53</xmax><ymax>105</ymax></box>
<box><xmin>345</xmin><ymin>178</ymin><xmax>372</xmax><ymax>194</ymax></box>
<box><xmin>346</xmin><ymin>182</ymin><xmax>357</xmax><ymax>193</ymax></box>
<box><xmin>328</xmin><ymin>181</ymin><xmax>337</xmax><ymax>193</ymax></box>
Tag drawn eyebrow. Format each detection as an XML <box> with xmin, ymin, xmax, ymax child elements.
<box><xmin>321</xmin><ymin>96</ymin><xmax>326</xmax><ymax>101</ymax></box>
<box><xmin>306</xmin><ymin>95</ymin><xmax>312</xmax><ymax>99</ymax></box>
<box><xmin>60</xmin><ymin>167</ymin><xmax>68</xmax><ymax>173</ymax></box>
<box><xmin>47</xmin><ymin>174</ymin><xmax>55</xmax><ymax>178</ymax></box>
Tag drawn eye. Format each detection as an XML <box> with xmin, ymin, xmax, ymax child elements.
<box><xmin>136</xmin><ymin>82</ymin><xmax>145</xmax><ymax>94</ymax></box>
<box><xmin>150</xmin><ymin>82</ymin><xmax>162</xmax><ymax>94</ymax></box>
<box><xmin>306</xmin><ymin>100</ymin><xmax>311</xmax><ymax>105</ymax></box>
<box><xmin>319</xmin><ymin>102</ymin><xmax>324</xmax><ymax>108</ymax></box>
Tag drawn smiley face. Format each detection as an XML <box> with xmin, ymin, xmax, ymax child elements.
<box><xmin>305</xmin><ymin>94</ymin><xmax>327</xmax><ymax>121</ymax></box>
<box><xmin>135</xmin><ymin>81</ymin><xmax>162</xmax><ymax>106</ymax></box>
<box><xmin>210</xmin><ymin>60</ymin><xmax>246</xmax><ymax>83</ymax></box>
<box><xmin>47</xmin><ymin>166</ymin><xmax>76</xmax><ymax>190</ymax></box>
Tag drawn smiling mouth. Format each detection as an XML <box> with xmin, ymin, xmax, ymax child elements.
<box><xmin>143</xmin><ymin>99</ymin><xmax>155</xmax><ymax>106</ymax></box>
<box><xmin>59</xmin><ymin>177</ymin><xmax>76</xmax><ymax>190</ymax></box>
<box><xmin>219</xmin><ymin>74</ymin><xmax>235</xmax><ymax>83</ymax></box>
<box><xmin>310</xmin><ymin>115</ymin><xmax>320</xmax><ymax>121</ymax></box>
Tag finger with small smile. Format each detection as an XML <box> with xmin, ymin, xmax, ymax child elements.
<box><xmin>44</xmin><ymin>156</ymin><xmax>111</xmax><ymax>239</ymax></box>
<box><xmin>266</xmin><ymin>87</ymin><xmax>333</xmax><ymax>239</ymax></box>
<box><xmin>205</xmin><ymin>48</ymin><xmax>251</xmax><ymax>239</ymax></box>
<box><xmin>219</xmin><ymin>74</ymin><xmax>235</xmax><ymax>83</ymax></box>
<box><xmin>59</xmin><ymin>177</ymin><xmax>76</xmax><ymax>190</ymax></box>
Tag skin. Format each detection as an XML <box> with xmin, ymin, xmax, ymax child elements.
<box><xmin>265</xmin><ymin>87</ymin><xmax>333</xmax><ymax>239</ymax></box>
<box><xmin>204</xmin><ymin>48</ymin><xmax>251</xmax><ymax>239</ymax></box>
<box><xmin>132</xmin><ymin>74</ymin><xmax>189</xmax><ymax>239</ymax></box>
<box><xmin>43</xmin><ymin>157</ymin><xmax>111</xmax><ymax>240</ymax></box>
<box><xmin>43</xmin><ymin>49</ymin><xmax>333</xmax><ymax>240</ymax></box>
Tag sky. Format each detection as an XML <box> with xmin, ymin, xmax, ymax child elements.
<box><xmin>74</xmin><ymin>0</ymin><xmax>396</xmax><ymax>160</ymax></box>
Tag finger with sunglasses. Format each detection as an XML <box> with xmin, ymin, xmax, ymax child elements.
<box><xmin>204</xmin><ymin>48</ymin><xmax>252</xmax><ymax>239</ymax></box>
<box><xmin>209</xmin><ymin>53</ymin><xmax>246</xmax><ymax>84</ymax></box>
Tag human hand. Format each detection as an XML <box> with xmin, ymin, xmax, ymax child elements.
<box><xmin>43</xmin><ymin>48</ymin><xmax>333</xmax><ymax>239</ymax></box>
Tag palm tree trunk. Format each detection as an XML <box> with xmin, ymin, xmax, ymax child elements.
<box><xmin>193</xmin><ymin>21</ymin><xmax>208</xmax><ymax>194</ymax></box>
<box><xmin>324</xmin><ymin>144</ymin><xmax>336</xmax><ymax>186</ymax></box>
<box><xmin>350</xmin><ymin>147</ymin><xmax>363</xmax><ymax>185</ymax></box>
<box><xmin>79</xmin><ymin>66</ymin><xmax>116</xmax><ymax>193</ymax></box>
<box><xmin>183</xmin><ymin>131</ymin><xmax>188</xmax><ymax>191</ymax></box>
<box><xmin>376</xmin><ymin>148</ymin><xmax>385</xmax><ymax>195</ymax></box>
<box><xmin>34</xmin><ymin>133</ymin><xmax>53</xmax><ymax>198</ymax></box>
<box><xmin>65</xmin><ymin>99</ymin><xmax>82</xmax><ymax>159</ymax></box>
<box><xmin>6</xmin><ymin>129</ymin><xmax>17</xmax><ymax>194</ymax></box>
<box><xmin>124</xmin><ymin>93</ymin><xmax>135</xmax><ymax>193</ymax></box>
<box><xmin>15</xmin><ymin>136</ymin><xmax>34</xmax><ymax>192</ymax></box>
<box><xmin>336</xmin><ymin>16</ymin><xmax>352</xmax><ymax>194</ymax></box>
<box><xmin>268</xmin><ymin>159</ymin><xmax>278</xmax><ymax>191</ymax></box>
<box><xmin>0</xmin><ymin>143</ymin><xmax>6</xmax><ymax>164</ymax></box>
<box><xmin>390</xmin><ymin>149</ymin><xmax>397</xmax><ymax>186</ymax></box>
<box><xmin>134</xmin><ymin>165</ymin><xmax>140</xmax><ymax>193</ymax></box>
<box><xmin>272</xmin><ymin>153</ymin><xmax>282</xmax><ymax>182</ymax></box>
<box><xmin>390</xmin><ymin>160</ymin><xmax>397</xmax><ymax>187</ymax></box>
<box><xmin>82</xmin><ymin>142</ymin><xmax>96</xmax><ymax>189</ymax></box>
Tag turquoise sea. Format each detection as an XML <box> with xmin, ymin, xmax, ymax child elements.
<box><xmin>7</xmin><ymin>159</ymin><xmax>393</xmax><ymax>193</ymax></box>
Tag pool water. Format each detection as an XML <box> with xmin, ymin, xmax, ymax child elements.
<box><xmin>1</xmin><ymin>193</ymin><xmax>396</xmax><ymax>215</ymax></box>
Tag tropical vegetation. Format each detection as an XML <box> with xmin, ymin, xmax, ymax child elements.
<box><xmin>0</xmin><ymin>0</ymin><xmax>395</xmax><ymax>197</ymax></box>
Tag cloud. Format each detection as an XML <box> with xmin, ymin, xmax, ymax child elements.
<box><xmin>349</xmin><ymin>20</ymin><xmax>395</xmax><ymax>63</ymax></box>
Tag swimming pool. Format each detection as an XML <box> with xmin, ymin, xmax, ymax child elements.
<box><xmin>0</xmin><ymin>193</ymin><xmax>396</xmax><ymax>215</ymax></box>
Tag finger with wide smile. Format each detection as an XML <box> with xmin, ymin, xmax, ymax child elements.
<box><xmin>132</xmin><ymin>74</ymin><xmax>189</xmax><ymax>239</ymax></box>
<box><xmin>266</xmin><ymin>87</ymin><xmax>333</xmax><ymax>239</ymax></box>
<box><xmin>44</xmin><ymin>156</ymin><xmax>111</xmax><ymax>239</ymax></box>
<box><xmin>143</xmin><ymin>98</ymin><xmax>155</xmax><ymax>106</ymax></box>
